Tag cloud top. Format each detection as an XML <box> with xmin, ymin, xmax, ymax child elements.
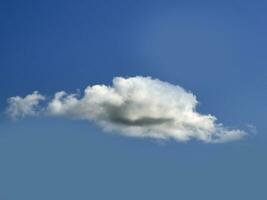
<box><xmin>6</xmin><ymin>76</ymin><xmax>247</xmax><ymax>143</ymax></box>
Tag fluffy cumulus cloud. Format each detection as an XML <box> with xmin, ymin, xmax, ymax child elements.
<box><xmin>6</xmin><ymin>91</ymin><xmax>45</xmax><ymax>119</ymax></box>
<box><xmin>6</xmin><ymin>76</ymin><xmax>247</xmax><ymax>143</ymax></box>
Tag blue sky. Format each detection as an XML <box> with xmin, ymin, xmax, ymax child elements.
<box><xmin>0</xmin><ymin>0</ymin><xmax>266</xmax><ymax>199</ymax></box>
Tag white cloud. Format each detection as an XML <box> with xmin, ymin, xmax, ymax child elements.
<box><xmin>6</xmin><ymin>76</ymin><xmax>247</xmax><ymax>143</ymax></box>
<box><xmin>6</xmin><ymin>91</ymin><xmax>45</xmax><ymax>119</ymax></box>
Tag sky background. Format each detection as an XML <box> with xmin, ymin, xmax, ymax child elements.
<box><xmin>0</xmin><ymin>0</ymin><xmax>266</xmax><ymax>199</ymax></box>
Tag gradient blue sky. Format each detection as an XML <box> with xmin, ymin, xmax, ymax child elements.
<box><xmin>0</xmin><ymin>0</ymin><xmax>266</xmax><ymax>199</ymax></box>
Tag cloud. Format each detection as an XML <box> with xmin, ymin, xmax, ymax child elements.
<box><xmin>6</xmin><ymin>76</ymin><xmax>247</xmax><ymax>143</ymax></box>
<box><xmin>6</xmin><ymin>91</ymin><xmax>45</xmax><ymax>119</ymax></box>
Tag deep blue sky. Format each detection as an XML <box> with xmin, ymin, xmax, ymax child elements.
<box><xmin>0</xmin><ymin>0</ymin><xmax>266</xmax><ymax>199</ymax></box>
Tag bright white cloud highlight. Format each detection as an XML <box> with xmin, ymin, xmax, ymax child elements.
<box><xmin>6</xmin><ymin>76</ymin><xmax>247</xmax><ymax>143</ymax></box>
